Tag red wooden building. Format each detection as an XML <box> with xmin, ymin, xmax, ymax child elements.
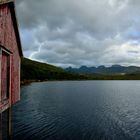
<box><xmin>0</xmin><ymin>0</ymin><xmax>22</xmax><ymax>139</ymax></box>
<box><xmin>0</xmin><ymin>0</ymin><xmax>22</xmax><ymax>112</ymax></box>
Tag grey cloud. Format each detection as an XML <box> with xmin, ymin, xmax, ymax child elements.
<box><xmin>15</xmin><ymin>0</ymin><xmax>140</xmax><ymax>67</ymax></box>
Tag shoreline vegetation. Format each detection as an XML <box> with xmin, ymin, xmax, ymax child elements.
<box><xmin>21</xmin><ymin>58</ymin><xmax>140</xmax><ymax>85</ymax></box>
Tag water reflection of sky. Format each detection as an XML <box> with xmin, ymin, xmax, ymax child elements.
<box><xmin>12</xmin><ymin>81</ymin><xmax>140</xmax><ymax>140</ymax></box>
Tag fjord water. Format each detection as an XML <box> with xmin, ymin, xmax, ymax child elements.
<box><xmin>12</xmin><ymin>81</ymin><xmax>140</xmax><ymax>140</ymax></box>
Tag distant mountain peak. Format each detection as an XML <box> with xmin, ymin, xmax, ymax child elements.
<box><xmin>98</xmin><ymin>65</ymin><xmax>105</xmax><ymax>69</ymax></box>
<box><xmin>112</xmin><ymin>64</ymin><xmax>122</xmax><ymax>67</ymax></box>
<box><xmin>65</xmin><ymin>65</ymin><xmax>140</xmax><ymax>74</ymax></box>
<box><xmin>80</xmin><ymin>65</ymin><xmax>88</xmax><ymax>68</ymax></box>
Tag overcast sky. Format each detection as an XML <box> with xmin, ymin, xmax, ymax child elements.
<box><xmin>15</xmin><ymin>0</ymin><xmax>140</xmax><ymax>67</ymax></box>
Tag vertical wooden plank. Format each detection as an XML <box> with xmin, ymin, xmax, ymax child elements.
<box><xmin>8</xmin><ymin>55</ymin><xmax>12</xmax><ymax>140</ymax></box>
<box><xmin>0</xmin><ymin>48</ymin><xmax>2</xmax><ymax>102</ymax></box>
<box><xmin>9</xmin><ymin>54</ymin><xmax>11</xmax><ymax>106</ymax></box>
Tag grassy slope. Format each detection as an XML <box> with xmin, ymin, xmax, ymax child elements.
<box><xmin>21</xmin><ymin>58</ymin><xmax>88</xmax><ymax>81</ymax></box>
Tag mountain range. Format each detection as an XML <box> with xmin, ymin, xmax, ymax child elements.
<box><xmin>21</xmin><ymin>58</ymin><xmax>140</xmax><ymax>84</ymax></box>
<box><xmin>65</xmin><ymin>65</ymin><xmax>140</xmax><ymax>75</ymax></box>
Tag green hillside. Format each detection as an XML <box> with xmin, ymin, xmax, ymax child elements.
<box><xmin>21</xmin><ymin>58</ymin><xmax>87</xmax><ymax>82</ymax></box>
<box><xmin>21</xmin><ymin>58</ymin><xmax>140</xmax><ymax>84</ymax></box>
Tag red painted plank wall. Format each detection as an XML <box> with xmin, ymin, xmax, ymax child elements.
<box><xmin>0</xmin><ymin>4</ymin><xmax>20</xmax><ymax>105</ymax></box>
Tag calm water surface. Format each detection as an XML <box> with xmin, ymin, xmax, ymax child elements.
<box><xmin>12</xmin><ymin>81</ymin><xmax>140</xmax><ymax>140</ymax></box>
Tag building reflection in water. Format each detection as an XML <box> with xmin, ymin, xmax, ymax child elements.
<box><xmin>0</xmin><ymin>109</ymin><xmax>11</xmax><ymax>140</ymax></box>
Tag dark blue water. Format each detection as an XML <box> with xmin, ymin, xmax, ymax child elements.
<box><xmin>12</xmin><ymin>81</ymin><xmax>140</xmax><ymax>140</ymax></box>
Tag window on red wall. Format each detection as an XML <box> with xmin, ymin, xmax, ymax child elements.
<box><xmin>0</xmin><ymin>47</ymin><xmax>11</xmax><ymax>104</ymax></box>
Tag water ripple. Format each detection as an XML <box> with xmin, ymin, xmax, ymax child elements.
<box><xmin>12</xmin><ymin>81</ymin><xmax>140</xmax><ymax>140</ymax></box>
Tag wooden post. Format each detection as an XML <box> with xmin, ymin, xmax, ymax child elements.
<box><xmin>0</xmin><ymin>113</ymin><xmax>2</xmax><ymax>140</ymax></box>
<box><xmin>8</xmin><ymin>55</ymin><xmax>12</xmax><ymax>140</ymax></box>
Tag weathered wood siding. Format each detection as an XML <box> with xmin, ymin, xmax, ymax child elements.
<box><xmin>0</xmin><ymin>4</ymin><xmax>20</xmax><ymax>105</ymax></box>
